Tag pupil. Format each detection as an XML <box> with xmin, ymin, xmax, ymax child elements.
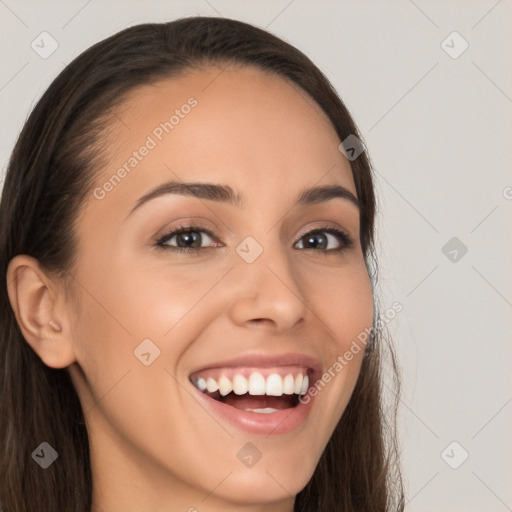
<box><xmin>306</xmin><ymin>232</ymin><xmax>326</xmax><ymax>249</ymax></box>
<box><xmin>177</xmin><ymin>231</ymin><xmax>201</xmax><ymax>248</ymax></box>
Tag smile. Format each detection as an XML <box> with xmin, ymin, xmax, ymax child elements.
<box><xmin>188</xmin><ymin>353</ymin><xmax>321</xmax><ymax>435</ymax></box>
<box><xmin>191</xmin><ymin>368</ymin><xmax>309</xmax><ymax>412</ymax></box>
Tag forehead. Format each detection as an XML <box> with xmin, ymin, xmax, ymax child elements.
<box><xmin>86</xmin><ymin>65</ymin><xmax>356</xmax><ymax>218</ymax></box>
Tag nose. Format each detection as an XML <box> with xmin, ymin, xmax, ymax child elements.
<box><xmin>227</xmin><ymin>244</ymin><xmax>307</xmax><ymax>333</ymax></box>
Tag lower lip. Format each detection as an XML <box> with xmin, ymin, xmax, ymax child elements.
<box><xmin>191</xmin><ymin>385</ymin><xmax>315</xmax><ymax>435</ymax></box>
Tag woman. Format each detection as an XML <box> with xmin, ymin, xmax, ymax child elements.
<box><xmin>0</xmin><ymin>16</ymin><xmax>404</xmax><ymax>512</ymax></box>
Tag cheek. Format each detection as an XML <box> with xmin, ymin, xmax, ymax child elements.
<box><xmin>302</xmin><ymin>261</ymin><xmax>374</xmax><ymax>422</ymax></box>
<box><xmin>68</xmin><ymin>255</ymin><xmax>232</xmax><ymax>427</ymax></box>
<box><xmin>76</xmin><ymin>247</ymin><xmax>223</xmax><ymax>341</ymax></box>
<box><xmin>306</xmin><ymin>261</ymin><xmax>374</xmax><ymax>351</ymax></box>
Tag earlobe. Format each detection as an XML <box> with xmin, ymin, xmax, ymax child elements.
<box><xmin>6</xmin><ymin>255</ymin><xmax>76</xmax><ymax>369</ymax></box>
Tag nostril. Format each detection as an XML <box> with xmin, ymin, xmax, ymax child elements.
<box><xmin>250</xmin><ymin>318</ymin><xmax>276</xmax><ymax>327</ymax></box>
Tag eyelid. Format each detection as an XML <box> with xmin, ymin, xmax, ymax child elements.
<box><xmin>154</xmin><ymin>215</ymin><xmax>222</xmax><ymax>240</ymax></box>
<box><xmin>295</xmin><ymin>223</ymin><xmax>350</xmax><ymax>240</ymax></box>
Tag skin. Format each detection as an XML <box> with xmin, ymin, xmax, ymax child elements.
<box><xmin>7</xmin><ymin>66</ymin><xmax>374</xmax><ymax>512</ymax></box>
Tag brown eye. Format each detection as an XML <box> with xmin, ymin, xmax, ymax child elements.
<box><xmin>156</xmin><ymin>225</ymin><xmax>220</xmax><ymax>252</ymax></box>
<box><xmin>168</xmin><ymin>230</ymin><xmax>203</xmax><ymax>248</ymax></box>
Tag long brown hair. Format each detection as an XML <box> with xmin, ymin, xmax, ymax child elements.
<box><xmin>0</xmin><ymin>16</ymin><xmax>404</xmax><ymax>511</ymax></box>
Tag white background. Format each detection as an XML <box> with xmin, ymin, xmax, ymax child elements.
<box><xmin>1</xmin><ymin>1</ymin><xmax>511</xmax><ymax>510</ymax></box>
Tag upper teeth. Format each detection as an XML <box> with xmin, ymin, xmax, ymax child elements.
<box><xmin>194</xmin><ymin>372</ymin><xmax>309</xmax><ymax>397</ymax></box>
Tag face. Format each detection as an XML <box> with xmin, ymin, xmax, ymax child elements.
<box><xmin>65</xmin><ymin>66</ymin><xmax>374</xmax><ymax>510</ymax></box>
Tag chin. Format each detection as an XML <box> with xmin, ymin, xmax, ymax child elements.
<box><xmin>207</xmin><ymin>454</ymin><xmax>317</xmax><ymax>506</ymax></box>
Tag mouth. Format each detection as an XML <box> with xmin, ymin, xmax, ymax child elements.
<box><xmin>188</xmin><ymin>353</ymin><xmax>320</xmax><ymax>435</ymax></box>
<box><xmin>190</xmin><ymin>367</ymin><xmax>309</xmax><ymax>413</ymax></box>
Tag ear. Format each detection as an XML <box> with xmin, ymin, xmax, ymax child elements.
<box><xmin>6</xmin><ymin>254</ymin><xmax>77</xmax><ymax>369</ymax></box>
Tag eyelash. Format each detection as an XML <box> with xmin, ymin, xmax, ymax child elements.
<box><xmin>154</xmin><ymin>223</ymin><xmax>354</xmax><ymax>255</ymax></box>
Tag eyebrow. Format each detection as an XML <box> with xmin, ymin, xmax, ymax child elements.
<box><xmin>127</xmin><ymin>180</ymin><xmax>359</xmax><ymax>217</ymax></box>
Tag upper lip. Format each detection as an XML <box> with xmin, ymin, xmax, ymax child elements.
<box><xmin>189</xmin><ymin>352</ymin><xmax>322</xmax><ymax>376</ymax></box>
